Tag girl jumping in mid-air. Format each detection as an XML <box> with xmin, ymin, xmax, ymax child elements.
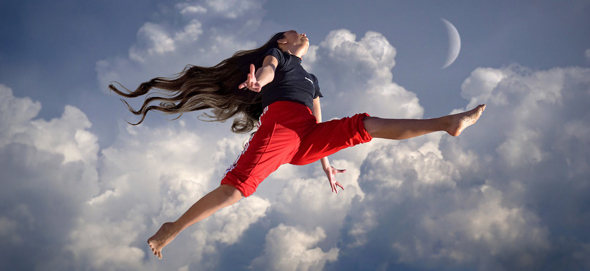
<box><xmin>110</xmin><ymin>30</ymin><xmax>485</xmax><ymax>259</ymax></box>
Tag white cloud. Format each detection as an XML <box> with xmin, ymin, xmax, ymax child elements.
<box><xmin>176</xmin><ymin>3</ymin><xmax>207</xmax><ymax>14</ymax></box>
<box><xmin>261</xmin><ymin>159</ymin><xmax>364</xmax><ymax>254</ymax></box>
<box><xmin>97</xmin><ymin>0</ymin><xmax>262</xmax><ymax>91</ymax></box>
<box><xmin>333</xmin><ymin>141</ymin><xmax>551</xmax><ymax>270</ymax></box>
<box><xmin>175</xmin><ymin>19</ymin><xmax>204</xmax><ymax>42</ymax></box>
<box><xmin>131</xmin><ymin>22</ymin><xmax>177</xmax><ymax>61</ymax></box>
<box><xmin>128</xmin><ymin>19</ymin><xmax>205</xmax><ymax>64</ymax></box>
<box><xmin>210</xmin><ymin>197</ymin><xmax>271</xmax><ymax>244</ymax></box>
<box><xmin>0</xmin><ymin>86</ymin><xmax>101</xmax><ymax>270</ymax></box>
<box><xmin>0</xmin><ymin>85</ymin><xmax>99</xmax><ymax>184</ymax></box>
<box><xmin>0</xmin><ymin>85</ymin><xmax>42</xmax><ymax>145</ymax></box>
<box><xmin>585</xmin><ymin>49</ymin><xmax>590</xmax><ymax>60</ymax></box>
<box><xmin>460</xmin><ymin>67</ymin><xmax>507</xmax><ymax>107</ymax></box>
<box><xmin>497</xmin><ymin>125</ymin><xmax>546</xmax><ymax>167</ymax></box>
<box><xmin>68</xmin><ymin>120</ymin><xmax>271</xmax><ymax>270</ymax></box>
<box><xmin>331</xmin><ymin>65</ymin><xmax>590</xmax><ymax>270</ymax></box>
<box><xmin>0</xmin><ymin>84</ymin><xmax>271</xmax><ymax>270</ymax></box>
<box><xmin>205</xmin><ymin>0</ymin><xmax>263</xmax><ymax>19</ymax></box>
<box><xmin>306</xmin><ymin>29</ymin><xmax>421</xmax><ymax>121</ymax></box>
<box><xmin>250</xmin><ymin>224</ymin><xmax>338</xmax><ymax>271</ymax></box>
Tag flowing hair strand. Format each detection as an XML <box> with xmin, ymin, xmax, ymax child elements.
<box><xmin>109</xmin><ymin>32</ymin><xmax>285</xmax><ymax>133</ymax></box>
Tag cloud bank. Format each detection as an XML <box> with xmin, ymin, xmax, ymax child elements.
<box><xmin>2</xmin><ymin>0</ymin><xmax>590</xmax><ymax>270</ymax></box>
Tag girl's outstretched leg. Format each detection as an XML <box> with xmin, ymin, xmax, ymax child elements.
<box><xmin>364</xmin><ymin>104</ymin><xmax>486</xmax><ymax>140</ymax></box>
<box><xmin>147</xmin><ymin>184</ymin><xmax>243</xmax><ymax>259</ymax></box>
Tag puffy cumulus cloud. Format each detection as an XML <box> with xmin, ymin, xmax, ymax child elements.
<box><xmin>129</xmin><ymin>18</ymin><xmax>209</xmax><ymax>63</ymax></box>
<box><xmin>458</xmin><ymin>65</ymin><xmax>590</xmax><ymax>172</ymax></box>
<box><xmin>0</xmin><ymin>85</ymin><xmax>41</xmax><ymax>144</ymax></box>
<box><xmin>460</xmin><ymin>67</ymin><xmax>507</xmax><ymax>108</ymax></box>
<box><xmin>333</xmin><ymin>142</ymin><xmax>551</xmax><ymax>271</ymax></box>
<box><xmin>250</xmin><ymin>224</ymin><xmax>339</xmax><ymax>271</ymax></box>
<box><xmin>65</xmin><ymin>119</ymin><xmax>270</xmax><ymax>270</ymax></box>
<box><xmin>305</xmin><ymin>29</ymin><xmax>422</xmax><ymax>121</ymax></box>
<box><xmin>97</xmin><ymin>0</ymin><xmax>264</xmax><ymax>91</ymax></box>
<box><xmin>0</xmin><ymin>84</ymin><xmax>271</xmax><ymax>270</ymax></box>
<box><xmin>131</xmin><ymin>22</ymin><xmax>178</xmax><ymax>60</ymax></box>
<box><xmin>68</xmin><ymin>177</ymin><xmax>269</xmax><ymax>270</ymax></box>
<box><xmin>261</xmin><ymin>159</ymin><xmax>364</xmax><ymax>256</ymax></box>
<box><xmin>456</xmin><ymin>66</ymin><xmax>590</xmax><ymax>254</ymax></box>
<box><xmin>330</xmin><ymin>65</ymin><xmax>590</xmax><ymax>271</ymax></box>
<box><xmin>0</xmin><ymin>85</ymin><xmax>100</xmax><ymax>270</ymax></box>
<box><xmin>0</xmin><ymin>85</ymin><xmax>99</xmax><ymax>167</ymax></box>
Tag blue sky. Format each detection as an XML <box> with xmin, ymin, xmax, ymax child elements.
<box><xmin>1</xmin><ymin>0</ymin><xmax>589</xmax><ymax>270</ymax></box>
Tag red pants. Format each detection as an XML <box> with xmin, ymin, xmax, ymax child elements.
<box><xmin>221</xmin><ymin>101</ymin><xmax>373</xmax><ymax>197</ymax></box>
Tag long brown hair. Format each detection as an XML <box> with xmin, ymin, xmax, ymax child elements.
<box><xmin>109</xmin><ymin>32</ymin><xmax>285</xmax><ymax>133</ymax></box>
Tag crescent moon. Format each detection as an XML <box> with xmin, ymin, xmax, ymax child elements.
<box><xmin>441</xmin><ymin>18</ymin><xmax>461</xmax><ymax>69</ymax></box>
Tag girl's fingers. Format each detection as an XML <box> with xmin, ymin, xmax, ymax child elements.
<box><xmin>239</xmin><ymin>65</ymin><xmax>257</xmax><ymax>90</ymax></box>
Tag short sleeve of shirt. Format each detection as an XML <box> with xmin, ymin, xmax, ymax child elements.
<box><xmin>264</xmin><ymin>48</ymin><xmax>286</xmax><ymax>70</ymax></box>
<box><xmin>310</xmin><ymin>74</ymin><xmax>323</xmax><ymax>98</ymax></box>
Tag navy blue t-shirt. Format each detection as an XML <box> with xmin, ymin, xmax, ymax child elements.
<box><xmin>260</xmin><ymin>48</ymin><xmax>323</xmax><ymax>109</ymax></box>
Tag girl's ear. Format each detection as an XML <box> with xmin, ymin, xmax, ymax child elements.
<box><xmin>277</xmin><ymin>38</ymin><xmax>287</xmax><ymax>45</ymax></box>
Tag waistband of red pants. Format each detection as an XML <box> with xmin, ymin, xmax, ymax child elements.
<box><xmin>264</xmin><ymin>100</ymin><xmax>312</xmax><ymax>115</ymax></box>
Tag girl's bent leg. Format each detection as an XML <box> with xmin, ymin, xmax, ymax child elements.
<box><xmin>147</xmin><ymin>184</ymin><xmax>243</xmax><ymax>259</ymax></box>
<box><xmin>364</xmin><ymin>104</ymin><xmax>485</xmax><ymax>140</ymax></box>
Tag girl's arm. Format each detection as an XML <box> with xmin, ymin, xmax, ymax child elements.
<box><xmin>239</xmin><ymin>55</ymin><xmax>278</xmax><ymax>92</ymax></box>
<box><xmin>312</xmin><ymin>97</ymin><xmax>346</xmax><ymax>194</ymax></box>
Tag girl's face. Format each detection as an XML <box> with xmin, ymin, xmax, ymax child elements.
<box><xmin>283</xmin><ymin>30</ymin><xmax>308</xmax><ymax>45</ymax></box>
<box><xmin>278</xmin><ymin>30</ymin><xmax>309</xmax><ymax>55</ymax></box>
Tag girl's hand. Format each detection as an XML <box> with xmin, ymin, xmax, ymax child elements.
<box><xmin>239</xmin><ymin>64</ymin><xmax>262</xmax><ymax>92</ymax></box>
<box><xmin>324</xmin><ymin>166</ymin><xmax>346</xmax><ymax>194</ymax></box>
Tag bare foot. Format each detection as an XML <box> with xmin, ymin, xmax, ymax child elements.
<box><xmin>147</xmin><ymin>222</ymin><xmax>178</xmax><ymax>259</ymax></box>
<box><xmin>446</xmin><ymin>104</ymin><xmax>486</xmax><ymax>137</ymax></box>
